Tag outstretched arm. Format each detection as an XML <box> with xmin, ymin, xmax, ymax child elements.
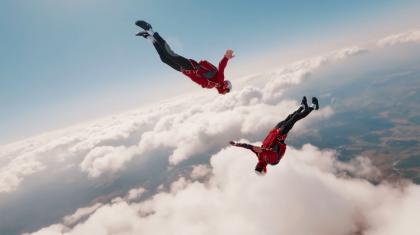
<box><xmin>218</xmin><ymin>50</ymin><xmax>234</xmax><ymax>77</ymax></box>
<box><xmin>229</xmin><ymin>141</ymin><xmax>263</xmax><ymax>155</ymax></box>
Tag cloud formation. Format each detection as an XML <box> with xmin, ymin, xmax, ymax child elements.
<box><xmin>26</xmin><ymin>144</ymin><xmax>420</xmax><ymax>235</ymax></box>
<box><xmin>80</xmin><ymin>146</ymin><xmax>138</xmax><ymax>178</ymax></box>
<box><xmin>0</xmin><ymin>153</ymin><xmax>45</xmax><ymax>193</ymax></box>
<box><xmin>377</xmin><ymin>29</ymin><xmax>420</xmax><ymax>47</ymax></box>
<box><xmin>62</xmin><ymin>203</ymin><xmax>103</xmax><ymax>227</ymax></box>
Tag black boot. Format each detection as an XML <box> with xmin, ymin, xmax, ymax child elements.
<box><xmin>311</xmin><ymin>97</ymin><xmax>319</xmax><ymax>110</ymax></box>
<box><xmin>135</xmin><ymin>20</ymin><xmax>152</xmax><ymax>31</ymax></box>
<box><xmin>301</xmin><ymin>96</ymin><xmax>309</xmax><ymax>110</ymax></box>
<box><xmin>136</xmin><ymin>31</ymin><xmax>150</xmax><ymax>38</ymax></box>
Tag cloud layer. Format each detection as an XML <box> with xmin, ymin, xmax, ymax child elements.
<box><xmin>377</xmin><ymin>29</ymin><xmax>420</xmax><ymax>47</ymax></box>
<box><xmin>26</xmin><ymin>144</ymin><xmax>420</xmax><ymax>235</ymax></box>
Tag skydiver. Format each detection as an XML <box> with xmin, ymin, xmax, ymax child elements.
<box><xmin>230</xmin><ymin>96</ymin><xmax>319</xmax><ymax>175</ymax></box>
<box><xmin>135</xmin><ymin>20</ymin><xmax>234</xmax><ymax>95</ymax></box>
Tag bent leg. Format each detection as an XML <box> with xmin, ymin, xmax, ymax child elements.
<box><xmin>280</xmin><ymin>107</ymin><xmax>313</xmax><ymax>134</ymax></box>
<box><xmin>152</xmin><ymin>33</ymin><xmax>194</xmax><ymax>70</ymax></box>
<box><xmin>275</xmin><ymin>106</ymin><xmax>304</xmax><ymax>129</ymax></box>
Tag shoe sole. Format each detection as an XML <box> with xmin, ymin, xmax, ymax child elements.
<box><xmin>135</xmin><ymin>20</ymin><xmax>151</xmax><ymax>31</ymax></box>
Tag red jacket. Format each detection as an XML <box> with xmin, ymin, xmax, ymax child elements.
<box><xmin>181</xmin><ymin>56</ymin><xmax>229</xmax><ymax>89</ymax></box>
<box><xmin>257</xmin><ymin>128</ymin><xmax>287</xmax><ymax>173</ymax></box>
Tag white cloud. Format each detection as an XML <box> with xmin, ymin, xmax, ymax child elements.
<box><xmin>26</xmin><ymin>224</ymin><xmax>66</xmax><ymax>235</ymax></box>
<box><xmin>0</xmin><ymin>153</ymin><xmax>45</xmax><ymax>193</ymax></box>
<box><xmin>377</xmin><ymin>29</ymin><xmax>420</xmax><ymax>47</ymax></box>
<box><xmin>80</xmin><ymin>146</ymin><xmax>138</xmax><ymax>178</ymax></box>
<box><xmin>26</xmin><ymin>144</ymin><xmax>420</xmax><ymax>235</ymax></box>
<box><xmin>335</xmin><ymin>156</ymin><xmax>382</xmax><ymax>181</ymax></box>
<box><xmin>0</xmin><ymin>105</ymin><xmax>168</xmax><ymax>191</ymax></box>
<box><xmin>62</xmin><ymin>203</ymin><xmax>103</xmax><ymax>227</ymax></box>
<box><xmin>190</xmin><ymin>164</ymin><xmax>211</xmax><ymax>179</ymax></box>
<box><xmin>169</xmin><ymin>177</ymin><xmax>191</xmax><ymax>193</ymax></box>
<box><xmin>125</xmin><ymin>187</ymin><xmax>146</xmax><ymax>201</ymax></box>
<box><xmin>258</xmin><ymin>46</ymin><xmax>367</xmax><ymax>103</ymax></box>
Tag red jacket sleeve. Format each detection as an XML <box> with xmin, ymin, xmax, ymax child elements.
<box><xmin>218</xmin><ymin>56</ymin><xmax>229</xmax><ymax>73</ymax></box>
<box><xmin>216</xmin><ymin>56</ymin><xmax>229</xmax><ymax>83</ymax></box>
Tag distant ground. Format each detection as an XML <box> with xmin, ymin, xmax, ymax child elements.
<box><xmin>288</xmin><ymin>66</ymin><xmax>420</xmax><ymax>183</ymax></box>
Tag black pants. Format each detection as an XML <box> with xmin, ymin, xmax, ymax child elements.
<box><xmin>152</xmin><ymin>33</ymin><xmax>195</xmax><ymax>72</ymax></box>
<box><xmin>275</xmin><ymin>106</ymin><xmax>313</xmax><ymax>135</ymax></box>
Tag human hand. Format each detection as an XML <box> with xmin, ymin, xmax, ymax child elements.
<box><xmin>225</xmin><ymin>49</ymin><xmax>235</xmax><ymax>59</ymax></box>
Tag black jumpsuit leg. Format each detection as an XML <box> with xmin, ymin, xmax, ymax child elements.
<box><xmin>275</xmin><ymin>106</ymin><xmax>304</xmax><ymax>130</ymax></box>
<box><xmin>152</xmin><ymin>33</ymin><xmax>195</xmax><ymax>71</ymax></box>
<box><xmin>276</xmin><ymin>107</ymin><xmax>313</xmax><ymax>135</ymax></box>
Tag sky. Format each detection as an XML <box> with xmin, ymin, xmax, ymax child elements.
<box><xmin>1</xmin><ymin>0</ymin><xmax>419</xmax><ymax>144</ymax></box>
<box><xmin>1</xmin><ymin>33</ymin><xmax>420</xmax><ymax>234</ymax></box>
<box><xmin>1</xmin><ymin>2</ymin><xmax>420</xmax><ymax>233</ymax></box>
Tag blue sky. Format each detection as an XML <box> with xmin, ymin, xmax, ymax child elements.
<box><xmin>1</xmin><ymin>0</ymin><xmax>419</xmax><ymax>144</ymax></box>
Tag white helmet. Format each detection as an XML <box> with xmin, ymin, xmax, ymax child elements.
<box><xmin>223</xmin><ymin>80</ymin><xmax>232</xmax><ymax>93</ymax></box>
<box><xmin>225</xmin><ymin>80</ymin><xmax>232</xmax><ymax>91</ymax></box>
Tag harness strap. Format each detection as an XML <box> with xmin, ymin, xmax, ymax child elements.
<box><xmin>182</xmin><ymin>60</ymin><xmax>221</xmax><ymax>87</ymax></box>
